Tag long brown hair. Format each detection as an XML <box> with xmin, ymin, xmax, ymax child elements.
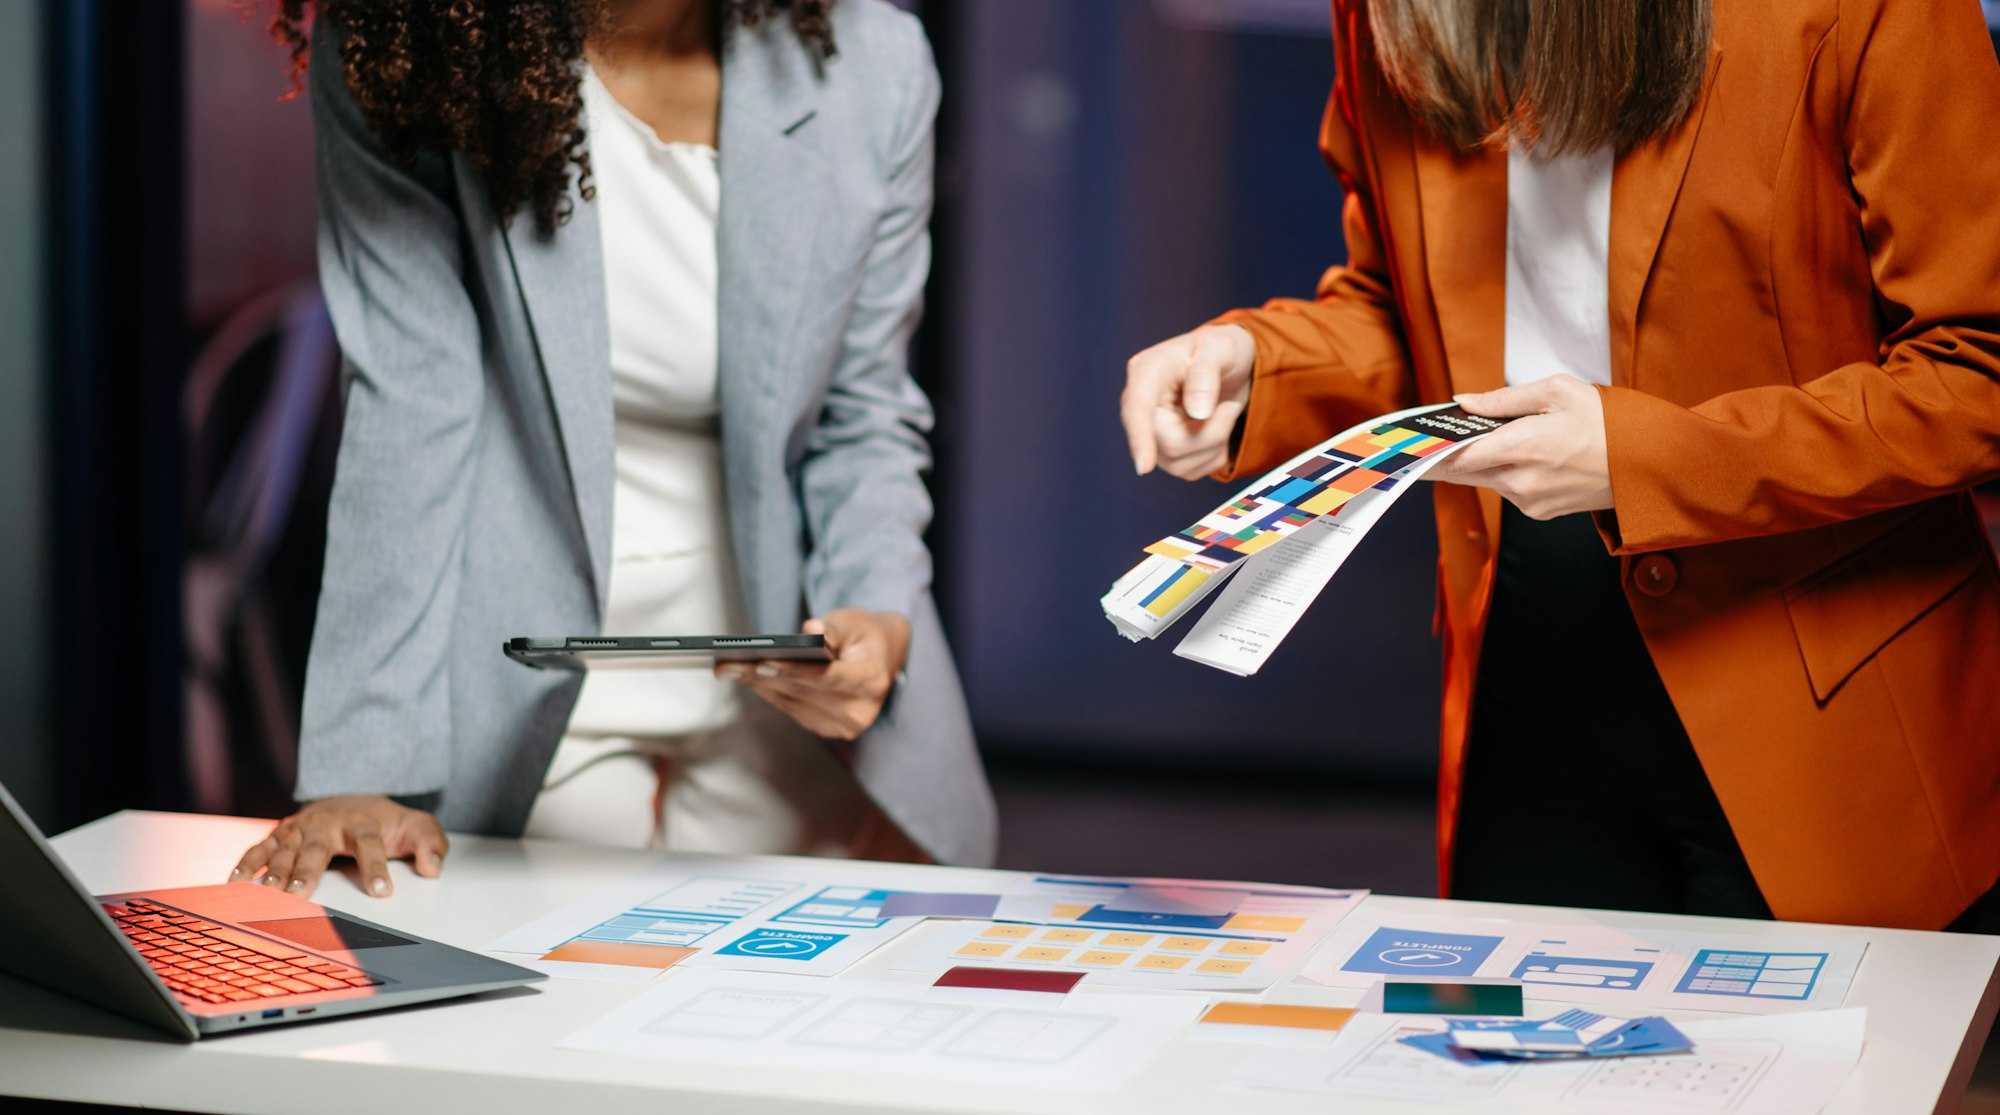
<box><xmin>273</xmin><ymin>1</ymin><xmax>837</xmax><ymax>235</ymax></box>
<box><xmin>1366</xmin><ymin>0</ymin><xmax>1711</xmax><ymax>153</ymax></box>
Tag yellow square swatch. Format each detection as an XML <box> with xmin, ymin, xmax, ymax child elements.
<box><xmin>1198</xmin><ymin>958</ymin><xmax>1252</xmax><ymax>975</ymax></box>
<box><xmin>1077</xmin><ymin>950</ymin><xmax>1130</xmax><ymax>967</ymax></box>
<box><xmin>1040</xmin><ymin>928</ymin><xmax>1092</xmax><ymax>944</ymax></box>
<box><xmin>1050</xmin><ymin>903</ymin><xmax>1091</xmax><ymax>920</ymax></box>
<box><xmin>1138</xmin><ymin>954</ymin><xmax>1190</xmax><ymax>971</ymax></box>
<box><xmin>1101</xmin><ymin>932</ymin><xmax>1152</xmax><ymax>949</ymax></box>
<box><xmin>1221</xmin><ymin>940</ymin><xmax>1273</xmax><ymax>957</ymax></box>
<box><xmin>1223</xmin><ymin>914</ymin><xmax>1306</xmax><ymax>933</ymax></box>
<box><xmin>981</xmin><ymin>924</ymin><xmax>1033</xmax><ymax>940</ymax></box>
<box><xmin>956</xmin><ymin>941</ymin><xmax>1011</xmax><ymax>959</ymax></box>
<box><xmin>1018</xmin><ymin>946</ymin><xmax>1071</xmax><ymax>963</ymax></box>
<box><xmin>1160</xmin><ymin>936</ymin><xmax>1212</xmax><ymax>953</ymax></box>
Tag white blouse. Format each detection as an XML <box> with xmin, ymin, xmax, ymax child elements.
<box><xmin>1504</xmin><ymin>144</ymin><xmax>1614</xmax><ymax>389</ymax></box>
<box><xmin>565</xmin><ymin>65</ymin><xmax>746</xmax><ymax>740</ymax></box>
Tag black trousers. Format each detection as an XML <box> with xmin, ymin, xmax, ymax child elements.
<box><xmin>1451</xmin><ymin>504</ymin><xmax>2000</xmax><ymax>929</ymax></box>
<box><xmin>1451</xmin><ymin>504</ymin><xmax>1773</xmax><ymax>918</ymax></box>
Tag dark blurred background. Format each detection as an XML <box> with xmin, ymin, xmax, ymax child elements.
<box><xmin>3</xmin><ymin>0</ymin><xmax>2000</xmax><ymax>911</ymax></box>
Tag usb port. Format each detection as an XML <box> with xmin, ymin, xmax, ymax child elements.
<box><xmin>261</xmin><ymin>1009</ymin><xmax>283</xmax><ymax>1019</ymax></box>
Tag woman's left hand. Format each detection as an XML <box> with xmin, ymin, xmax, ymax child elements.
<box><xmin>717</xmin><ymin>609</ymin><xmax>912</xmax><ymax>741</ymax></box>
<box><xmin>1425</xmin><ymin>374</ymin><xmax>1614</xmax><ymax>520</ymax></box>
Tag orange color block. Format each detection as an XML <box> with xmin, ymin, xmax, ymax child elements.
<box><xmin>539</xmin><ymin>940</ymin><xmax>695</xmax><ymax>970</ymax></box>
<box><xmin>1160</xmin><ymin>936</ymin><xmax>1211</xmax><ymax>953</ymax></box>
<box><xmin>1198</xmin><ymin>1002</ymin><xmax>1355</xmax><ymax>1032</ymax></box>
<box><xmin>1223</xmin><ymin>914</ymin><xmax>1305</xmax><ymax>933</ymax></box>
<box><xmin>956</xmin><ymin>940</ymin><xmax>1012</xmax><ymax>958</ymax></box>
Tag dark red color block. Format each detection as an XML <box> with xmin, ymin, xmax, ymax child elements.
<box><xmin>934</xmin><ymin>966</ymin><xmax>1082</xmax><ymax>994</ymax></box>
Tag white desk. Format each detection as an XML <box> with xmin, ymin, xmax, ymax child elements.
<box><xmin>2</xmin><ymin>810</ymin><xmax>1994</xmax><ymax>1114</ymax></box>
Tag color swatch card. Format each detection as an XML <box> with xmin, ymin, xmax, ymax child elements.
<box><xmin>1307</xmin><ymin>912</ymin><xmax>1866</xmax><ymax>1015</ymax></box>
<box><xmin>888</xmin><ymin>880</ymin><xmax>1363</xmax><ymax>991</ymax></box>
<box><xmin>559</xmin><ymin>970</ymin><xmax>1204</xmax><ymax>1092</ymax></box>
<box><xmin>1240</xmin><ymin>1007</ymin><xmax>1864</xmax><ymax>1115</ymax></box>
<box><xmin>1103</xmin><ymin>402</ymin><xmax>1511</xmax><ymax>674</ymax></box>
<box><xmin>1416</xmin><ymin>1009</ymin><xmax>1693</xmax><ymax>1062</ymax></box>
<box><xmin>488</xmin><ymin>863</ymin><xmax>942</xmax><ymax>979</ymax></box>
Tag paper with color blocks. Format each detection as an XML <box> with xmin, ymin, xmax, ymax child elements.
<box><xmin>1103</xmin><ymin>402</ymin><xmax>1511</xmax><ymax>675</ymax></box>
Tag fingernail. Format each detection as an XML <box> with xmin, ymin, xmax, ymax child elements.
<box><xmin>287</xmin><ymin>879</ymin><xmax>305</xmax><ymax>893</ymax></box>
<box><xmin>756</xmin><ymin>663</ymin><xmax>780</xmax><ymax>679</ymax></box>
<box><xmin>719</xmin><ymin>665</ymin><xmax>743</xmax><ymax>680</ymax></box>
<box><xmin>260</xmin><ymin>875</ymin><xmax>277</xmax><ymax>887</ymax></box>
<box><xmin>227</xmin><ymin>869</ymin><xmax>242</xmax><ymax>881</ymax></box>
<box><xmin>371</xmin><ymin>878</ymin><xmax>389</xmax><ymax>897</ymax></box>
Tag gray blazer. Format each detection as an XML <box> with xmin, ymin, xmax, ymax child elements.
<box><xmin>295</xmin><ymin>1</ymin><xmax>996</xmax><ymax>866</ymax></box>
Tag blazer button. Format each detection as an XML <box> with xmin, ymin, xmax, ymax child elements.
<box><xmin>1633</xmin><ymin>553</ymin><xmax>1679</xmax><ymax>598</ymax></box>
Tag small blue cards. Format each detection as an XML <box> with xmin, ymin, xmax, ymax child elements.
<box><xmin>1401</xmin><ymin>1008</ymin><xmax>1692</xmax><ymax>1064</ymax></box>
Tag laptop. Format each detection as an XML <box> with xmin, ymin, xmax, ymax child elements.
<box><xmin>0</xmin><ymin>781</ymin><xmax>544</xmax><ymax>1039</ymax></box>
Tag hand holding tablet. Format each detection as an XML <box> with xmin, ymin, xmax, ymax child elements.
<box><xmin>503</xmin><ymin>633</ymin><xmax>832</xmax><ymax>671</ymax></box>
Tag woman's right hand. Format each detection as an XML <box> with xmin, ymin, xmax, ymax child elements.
<box><xmin>228</xmin><ymin>795</ymin><xmax>449</xmax><ymax>900</ymax></box>
<box><xmin>1120</xmin><ymin>323</ymin><xmax>1256</xmax><ymax>478</ymax></box>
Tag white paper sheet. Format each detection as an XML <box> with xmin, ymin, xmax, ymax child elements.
<box><xmin>559</xmin><ymin>970</ymin><xmax>1205</xmax><ymax>1091</ymax></box>
<box><xmin>1227</xmin><ymin>1008</ymin><xmax>1864</xmax><ymax>1114</ymax></box>
<box><xmin>487</xmin><ymin>863</ymin><xmax>942</xmax><ymax>977</ymax></box>
<box><xmin>1306</xmin><ymin>912</ymin><xmax>1866</xmax><ymax>1015</ymax></box>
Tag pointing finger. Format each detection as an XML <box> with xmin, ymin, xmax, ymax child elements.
<box><xmin>1181</xmin><ymin>348</ymin><xmax>1222</xmax><ymax>421</ymax></box>
<box><xmin>1121</xmin><ymin>373</ymin><xmax>1163</xmax><ymax>476</ymax></box>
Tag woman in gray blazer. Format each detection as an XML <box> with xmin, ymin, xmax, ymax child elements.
<box><xmin>231</xmin><ymin>0</ymin><xmax>995</xmax><ymax>898</ymax></box>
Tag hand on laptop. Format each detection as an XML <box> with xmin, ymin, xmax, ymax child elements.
<box><xmin>229</xmin><ymin>795</ymin><xmax>449</xmax><ymax>899</ymax></box>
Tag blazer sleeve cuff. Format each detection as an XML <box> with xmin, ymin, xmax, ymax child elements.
<box><xmin>1598</xmin><ymin>384</ymin><xmax>1707</xmax><ymax>555</ymax></box>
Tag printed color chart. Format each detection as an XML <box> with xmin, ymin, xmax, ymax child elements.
<box><xmin>950</xmin><ymin>923</ymin><xmax>1273</xmax><ymax>979</ymax></box>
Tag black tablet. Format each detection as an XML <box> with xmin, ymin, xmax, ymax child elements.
<box><xmin>503</xmin><ymin>634</ymin><xmax>831</xmax><ymax>671</ymax></box>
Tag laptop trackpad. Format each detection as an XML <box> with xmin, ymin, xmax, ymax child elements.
<box><xmin>241</xmin><ymin>916</ymin><xmax>418</xmax><ymax>952</ymax></box>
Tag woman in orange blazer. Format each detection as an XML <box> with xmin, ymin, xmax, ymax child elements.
<box><xmin>1121</xmin><ymin>0</ymin><xmax>2000</xmax><ymax>931</ymax></box>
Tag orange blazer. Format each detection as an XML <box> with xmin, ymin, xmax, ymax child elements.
<box><xmin>1217</xmin><ymin>0</ymin><xmax>2000</xmax><ymax>929</ymax></box>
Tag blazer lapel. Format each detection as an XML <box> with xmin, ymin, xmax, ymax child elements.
<box><xmin>1609</xmin><ymin>48</ymin><xmax>1723</xmax><ymax>387</ymax></box>
<box><xmin>1411</xmin><ymin>138</ymin><xmax>1508</xmax><ymax>398</ymax></box>
<box><xmin>716</xmin><ymin>28</ymin><xmax>826</xmax><ymax>629</ymax></box>
<box><xmin>501</xmin><ymin>172</ymin><xmax>614</xmax><ymax>615</ymax></box>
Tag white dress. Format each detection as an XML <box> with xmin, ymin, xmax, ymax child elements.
<box><xmin>522</xmin><ymin>66</ymin><xmax>875</xmax><ymax>855</ymax></box>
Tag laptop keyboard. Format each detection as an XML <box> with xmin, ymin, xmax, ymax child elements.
<box><xmin>102</xmin><ymin>898</ymin><xmax>383</xmax><ymax>1007</ymax></box>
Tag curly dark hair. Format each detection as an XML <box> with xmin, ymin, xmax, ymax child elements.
<box><xmin>273</xmin><ymin>1</ymin><xmax>836</xmax><ymax>235</ymax></box>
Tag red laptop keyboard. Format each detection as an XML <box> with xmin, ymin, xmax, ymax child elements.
<box><xmin>102</xmin><ymin>898</ymin><xmax>382</xmax><ymax>1007</ymax></box>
